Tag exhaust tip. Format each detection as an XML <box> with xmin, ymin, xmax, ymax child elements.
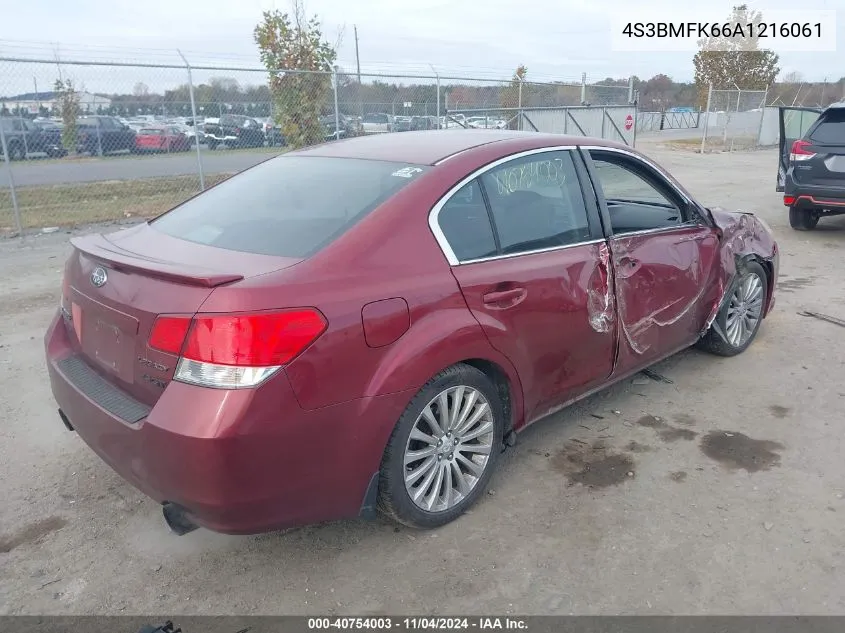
<box><xmin>162</xmin><ymin>502</ymin><xmax>199</xmax><ymax>536</ymax></box>
<box><xmin>58</xmin><ymin>409</ymin><xmax>75</xmax><ymax>432</ymax></box>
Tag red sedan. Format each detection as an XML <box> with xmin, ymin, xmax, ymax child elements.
<box><xmin>45</xmin><ymin>131</ymin><xmax>778</xmax><ymax>535</ymax></box>
<box><xmin>134</xmin><ymin>126</ymin><xmax>191</xmax><ymax>153</ymax></box>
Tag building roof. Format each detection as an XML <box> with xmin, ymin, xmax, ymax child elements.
<box><xmin>4</xmin><ymin>91</ymin><xmax>59</xmax><ymax>101</ymax></box>
<box><xmin>2</xmin><ymin>91</ymin><xmax>109</xmax><ymax>101</ymax></box>
<box><xmin>295</xmin><ymin>129</ymin><xmax>624</xmax><ymax>165</ymax></box>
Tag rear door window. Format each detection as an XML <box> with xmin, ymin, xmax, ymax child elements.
<box><xmin>481</xmin><ymin>150</ymin><xmax>592</xmax><ymax>255</ymax></box>
<box><xmin>151</xmin><ymin>156</ymin><xmax>429</xmax><ymax>258</ymax></box>
<box><xmin>809</xmin><ymin>109</ymin><xmax>845</xmax><ymax>144</ymax></box>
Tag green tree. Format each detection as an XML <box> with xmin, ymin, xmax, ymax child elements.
<box><xmin>54</xmin><ymin>78</ymin><xmax>81</xmax><ymax>152</ymax></box>
<box><xmin>254</xmin><ymin>1</ymin><xmax>337</xmax><ymax>148</ymax></box>
<box><xmin>693</xmin><ymin>4</ymin><xmax>780</xmax><ymax>107</ymax></box>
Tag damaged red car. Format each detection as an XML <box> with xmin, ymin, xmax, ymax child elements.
<box><xmin>44</xmin><ymin>130</ymin><xmax>778</xmax><ymax>535</ymax></box>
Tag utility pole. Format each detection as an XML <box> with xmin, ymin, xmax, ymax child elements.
<box><xmin>354</xmin><ymin>25</ymin><xmax>363</xmax><ymax>120</ymax></box>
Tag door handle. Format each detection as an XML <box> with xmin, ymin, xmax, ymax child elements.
<box><xmin>482</xmin><ymin>287</ymin><xmax>527</xmax><ymax>308</ymax></box>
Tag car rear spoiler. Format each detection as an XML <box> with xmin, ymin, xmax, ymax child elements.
<box><xmin>70</xmin><ymin>233</ymin><xmax>244</xmax><ymax>287</ymax></box>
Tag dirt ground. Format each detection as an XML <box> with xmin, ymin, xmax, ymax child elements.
<box><xmin>1</xmin><ymin>143</ymin><xmax>844</xmax><ymax>616</ymax></box>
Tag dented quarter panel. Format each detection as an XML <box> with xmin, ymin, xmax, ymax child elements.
<box><xmin>609</xmin><ymin>225</ymin><xmax>721</xmax><ymax>365</ymax></box>
<box><xmin>451</xmin><ymin>242</ymin><xmax>616</xmax><ymax>424</ymax></box>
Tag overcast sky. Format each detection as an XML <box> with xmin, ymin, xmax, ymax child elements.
<box><xmin>0</xmin><ymin>0</ymin><xmax>841</xmax><ymax>95</ymax></box>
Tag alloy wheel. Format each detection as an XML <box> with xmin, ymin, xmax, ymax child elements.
<box><xmin>403</xmin><ymin>385</ymin><xmax>495</xmax><ymax>513</ymax></box>
<box><xmin>725</xmin><ymin>272</ymin><xmax>764</xmax><ymax>347</ymax></box>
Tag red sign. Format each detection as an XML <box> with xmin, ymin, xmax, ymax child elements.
<box><xmin>624</xmin><ymin>114</ymin><xmax>634</xmax><ymax>131</ymax></box>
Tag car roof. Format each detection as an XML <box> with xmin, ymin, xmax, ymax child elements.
<box><xmin>824</xmin><ymin>101</ymin><xmax>845</xmax><ymax>111</ymax></box>
<box><xmin>293</xmin><ymin>129</ymin><xmax>625</xmax><ymax>165</ymax></box>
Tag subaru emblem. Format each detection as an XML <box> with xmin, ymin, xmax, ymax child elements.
<box><xmin>90</xmin><ymin>266</ymin><xmax>108</xmax><ymax>288</ymax></box>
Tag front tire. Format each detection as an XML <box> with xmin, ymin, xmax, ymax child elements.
<box><xmin>697</xmin><ymin>261</ymin><xmax>768</xmax><ymax>357</ymax></box>
<box><xmin>8</xmin><ymin>142</ymin><xmax>25</xmax><ymax>161</ymax></box>
<box><xmin>789</xmin><ymin>206</ymin><xmax>819</xmax><ymax>230</ymax></box>
<box><xmin>378</xmin><ymin>364</ymin><xmax>504</xmax><ymax>529</ymax></box>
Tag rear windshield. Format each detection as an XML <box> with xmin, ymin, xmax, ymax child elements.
<box><xmin>150</xmin><ymin>156</ymin><xmax>429</xmax><ymax>257</ymax></box>
<box><xmin>809</xmin><ymin>109</ymin><xmax>845</xmax><ymax>144</ymax></box>
<box><xmin>140</xmin><ymin>128</ymin><xmax>164</xmax><ymax>135</ymax></box>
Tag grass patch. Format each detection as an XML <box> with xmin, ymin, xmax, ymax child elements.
<box><xmin>0</xmin><ymin>173</ymin><xmax>233</xmax><ymax>232</ymax></box>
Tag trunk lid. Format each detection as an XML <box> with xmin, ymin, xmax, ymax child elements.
<box><xmin>63</xmin><ymin>222</ymin><xmax>301</xmax><ymax>406</ymax></box>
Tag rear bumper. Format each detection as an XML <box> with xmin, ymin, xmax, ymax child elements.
<box><xmin>44</xmin><ymin>311</ymin><xmax>412</xmax><ymax>534</ymax></box>
<box><xmin>784</xmin><ymin>172</ymin><xmax>845</xmax><ymax>211</ymax></box>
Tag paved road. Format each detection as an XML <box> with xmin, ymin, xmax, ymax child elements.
<box><xmin>0</xmin><ymin>149</ymin><xmax>280</xmax><ymax>187</ymax></box>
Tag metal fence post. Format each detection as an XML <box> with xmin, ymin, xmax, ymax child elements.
<box><xmin>700</xmin><ymin>83</ymin><xmax>713</xmax><ymax>154</ymax></box>
<box><xmin>756</xmin><ymin>85</ymin><xmax>770</xmax><ymax>147</ymax></box>
<box><xmin>332</xmin><ymin>67</ymin><xmax>340</xmax><ymax>141</ymax></box>
<box><xmin>95</xmin><ymin>119</ymin><xmax>103</xmax><ymax>157</ymax></box>
<box><xmin>0</xmin><ymin>119</ymin><xmax>22</xmax><ymax>234</ymax></box>
<box><xmin>632</xmin><ymin>100</ymin><xmax>639</xmax><ymax>148</ymax></box>
<box><xmin>580</xmin><ymin>72</ymin><xmax>587</xmax><ymax>105</ymax></box>
<box><xmin>628</xmin><ymin>76</ymin><xmax>634</xmax><ymax>104</ymax></box>
<box><xmin>518</xmin><ymin>78</ymin><xmax>523</xmax><ymax>131</ymax></box>
<box><xmin>17</xmin><ymin>109</ymin><xmax>29</xmax><ymax>157</ymax></box>
<box><xmin>178</xmin><ymin>49</ymin><xmax>205</xmax><ymax>191</ymax></box>
<box><xmin>436</xmin><ymin>72</ymin><xmax>441</xmax><ymax>129</ymax></box>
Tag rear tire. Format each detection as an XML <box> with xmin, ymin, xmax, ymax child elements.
<box><xmin>378</xmin><ymin>363</ymin><xmax>504</xmax><ymax>529</ymax></box>
<box><xmin>697</xmin><ymin>261</ymin><xmax>768</xmax><ymax>357</ymax></box>
<box><xmin>789</xmin><ymin>206</ymin><xmax>819</xmax><ymax>231</ymax></box>
<box><xmin>8</xmin><ymin>142</ymin><xmax>25</xmax><ymax>161</ymax></box>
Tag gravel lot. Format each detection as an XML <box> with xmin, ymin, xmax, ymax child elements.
<box><xmin>1</xmin><ymin>143</ymin><xmax>844</xmax><ymax>616</ymax></box>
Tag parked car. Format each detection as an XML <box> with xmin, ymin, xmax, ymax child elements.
<box><xmin>260</xmin><ymin>119</ymin><xmax>285</xmax><ymax>146</ymax></box>
<box><xmin>45</xmin><ymin>130</ymin><xmax>778</xmax><ymax>536</ymax></box>
<box><xmin>0</xmin><ymin>116</ymin><xmax>67</xmax><ymax>159</ymax></box>
<box><xmin>203</xmin><ymin>114</ymin><xmax>265</xmax><ymax>150</ymax></box>
<box><xmin>319</xmin><ymin>114</ymin><xmax>360</xmax><ymax>141</ymax></box>
<box><xmin>777</xmin><ymin>102</ymin><xmax>845</xmax><ymax>230</ymax></box>
<box><xmin>31</xmin><ymin>119</ymin><xmax>62</xmax><ymax>132</ymax></box>
<box><xmin>393</xmin><ymin>116</ymin><xmax>412</xmax><ymax>132</ymax></box>
<box><xmin>135</xmin><ymin>126</ymin><xmax>192</xmax><ymax>153</ymax></box>
<box><xmin>410</xmin><ymin>116</ymin><xmax>439</xmax><ymax>131</ymax></box>
<box><xmin>167</xmin><ymin>122</ymin><xmax>203</xmax><ymax>146</ymax></box>
<box><xmin>361</xmin><ymin>112</ymin><xmax>393</xmax><ymax>134</ymax></box>
<box><xmin>467</xmin><ymin>117</ymin><xmax>507</xmax><ymax>129</ymax></box>
<box><xmin>76</xmin><ymin>116</ymin><xmax>136</xmax><ymax>155</ymax></box>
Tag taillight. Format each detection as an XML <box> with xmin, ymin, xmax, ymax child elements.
<box><xmin>790</xmin><ymin>139</ymin><xmax>815</xmax><ymax>162</ymax></box>
<box><xmin>148</xmin><ymin>310</ymin><xmax>327</xmax><ymax>389</ymax></box>
<box><xmin>783</xmin><ymin>195</ymin><xmax>796</xmax><ymax>206</ymax></box>
<box><xmin>149</xmin><ymin>316</ymin><xmax>192</xmax><ymax>355</ymax></box>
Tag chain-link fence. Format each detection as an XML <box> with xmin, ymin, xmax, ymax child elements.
<box><xmin>0</xmin><ymin>56</ymin><xmax>637</xmax><ymax>234</ymax></box>
<box><xmin>699</xmin><ymin>85</ymin><xmax>769</xmax><ymax>152</ymax></box>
